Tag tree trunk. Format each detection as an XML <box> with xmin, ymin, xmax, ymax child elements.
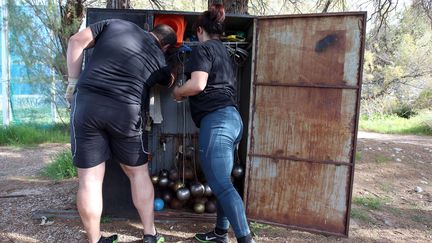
<box><xmin>106</xmin><ymin>0</ymin><xmax>130</xmax><ymax>9</ymax></box>
<box><xmin>208</xmin><ymin>0</ymin><xmax>249</xmax><ymax>14</ymax></box>
<box><xmin>57</xmin><ymin>0</ymin><xmax>86</xmax><ymax>80</ymax></box>
<box><xmin>322</xmin><ymin>0</ymin><xmax>331</xmax><ymax>13</ymax></box>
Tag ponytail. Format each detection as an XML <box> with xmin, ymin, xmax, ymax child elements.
<box><xmin>195</xmin><ymin>4</ymin><xmax>225</xmax><ymax>36</ymax></box>
<box><xmin>209</xmin><ymin>4</ymin><xmax>225</xmax><ymax>23</ymax></box>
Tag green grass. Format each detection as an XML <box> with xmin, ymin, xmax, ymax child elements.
<box><xmin>387</xmin><ymin>207</ymin><xmax>402</xmax><ymax>217</ymax></box>
<box><xmin>359</xmin><ymin>110</ymin><xmax>432</xmax><ymax>136</ymax></box>
<box><xmin>411</xmin><ymin>214</ymin><xmax>432</xmax><ymax>225</ymax></box>
<box><xmin>375</xmin><ymin>155</ymin><xmax>390</xmax><ymax>164</ymax></box>
<box><xmin>350</xmin><ymin>207</ymin><xmax>370</xmax><ymax>221</ymax></box>
<box><xmin>250</xmin><ymin>222</ymin><xmax>279</xmax><ymax>235</ymax></box>
<box><xmin>353</xmin><ymin>196</ymin><xmax>388</xmax><ymax>210</ymax></box>
<box><xmin>379</xmin><ymin>182</ymin><xmax>394</xmax><ymax>193</ymax></box>
<box><xmin>355</xmin><ymin>152</ymin><xmax>362</xmax><ymax>161</ymax></box>
<box><xmin>41</xmin><ymin>149</ymin><xmax>76</xmax><ymax>180</ymax></box>
<box><xmin>101</xmin><ymin>216</ymin><xmax>112</xmax><ymax>224</ymax></box>
<box><xmin>0</xmin><ymin>123</ymin><xmax>70</xmax><ymax>146</ymax></box>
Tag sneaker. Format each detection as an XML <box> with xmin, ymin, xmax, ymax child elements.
<box><xmin>97</xmin><ymin>235</ymin><xmax>118</xmax><ymax>243</ymax></box>
<box><xmin>237</xmin><ymin>233</ymin><xmax>255</xmax><ymax>243</ymax></box>
<box><xmin>143</xmin><ymin>232</ymin><xmax>165</xmax><ymax>243</ymax></box>
<box><xmin>194</xmin><ymin>229</ymin><xmax>229</xmax><ymax>243</ymax></box>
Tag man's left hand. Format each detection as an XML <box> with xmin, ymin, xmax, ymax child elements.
<box><xmin>65</xmin><ymin>77</ymin><xmax>78</xmax><ymax>105</ymax></box>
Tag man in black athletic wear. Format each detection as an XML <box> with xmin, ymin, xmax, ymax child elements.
<box><xmin>66</xmin><ymin>19</ymin><xmax>176</xmax><ymax>243</ymax></box>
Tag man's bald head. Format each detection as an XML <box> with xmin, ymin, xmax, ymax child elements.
<box><xmin>151</xmin><ymin>24</ymin><xmax>177</xmax><ymax>48</ymax></box>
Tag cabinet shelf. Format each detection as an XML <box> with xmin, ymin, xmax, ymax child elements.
<box><xmin>182</xmin><ymin>41</ymin><xmax>249</xmax><ymax>47</ymax></box>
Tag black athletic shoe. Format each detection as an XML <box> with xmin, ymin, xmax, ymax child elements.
<box><xmin>194</xmin><ymin>229</ymin><xmax>229</xmax><ymax>243</ymax></box>
<box><xmin>97</xmin><ymin>235</ymin><xmax>118</xmax><ymax>243</ymax></box>
<box><xmin>143</xmin><ymin>232</ymin><xmax>165</xmax><ymax>243</ymax></box>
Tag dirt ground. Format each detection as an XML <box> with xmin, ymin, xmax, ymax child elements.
<box><xmin>0</xmin><ymin>132</ymin><xmax>431</xmax><ymax>243</ymax></box>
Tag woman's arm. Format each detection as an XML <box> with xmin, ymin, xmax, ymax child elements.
<box><xmin>173</xmin><ymin>71</ymin><xmax>208</xmax><ymax>101</ymax></box>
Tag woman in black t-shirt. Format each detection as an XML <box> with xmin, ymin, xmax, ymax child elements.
<box><xmin>173</xmin><ymin>4</ymin><xmax>255</xmax><ymax>243</ymax></box>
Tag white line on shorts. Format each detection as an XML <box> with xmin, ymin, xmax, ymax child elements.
<box><xmin>71</xmin><ymin>89</ymin><xmax>78</xmax><ymax>158</ymax></box>
<box><xmin>139</xmin><ymin>115</ymin><xmax>150</xmax><ymax>155</ymax></box>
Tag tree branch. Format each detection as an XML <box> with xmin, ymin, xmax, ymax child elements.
<box><xmin>362</xmin><ymin>70</ymin><xmax>432</xmax><ymax>100</ymax></box>
<box><xmin>322</xmin><ymin>0</ymin><xmax>331</xmax><ymax>12</ymax></box>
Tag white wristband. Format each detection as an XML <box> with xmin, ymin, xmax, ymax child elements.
<box><xmin>68</xmin><ymin>77</ymin><xmax>78</xmax><ymax>85</ymax></box>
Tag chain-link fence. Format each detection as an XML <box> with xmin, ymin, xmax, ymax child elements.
<box><xmin>1</xmin><ymin>65</ymin><xmax>69</xmax><ymax>125</ymax></box>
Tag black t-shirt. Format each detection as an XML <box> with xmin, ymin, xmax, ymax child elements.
<box><xmin>77</xmin><ymin>19</ymin><xmax>170</xmax><ymax>105</ymax></box>
<box><xmin>185</xmin><ymin>39</ymin><xmax>237</xmax><ymax>127</ymax></box>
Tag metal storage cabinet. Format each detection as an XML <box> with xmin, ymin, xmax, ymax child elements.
<box><xmin>85</xmin><ymin>8</ymin><xmax>366</xmax><ymax>237</ymax></box>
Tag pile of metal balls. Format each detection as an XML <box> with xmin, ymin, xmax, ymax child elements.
<box><xmin>152</xmin><ymin>164</ymin><xmax>244</xmax><ymax>213</ymax></box>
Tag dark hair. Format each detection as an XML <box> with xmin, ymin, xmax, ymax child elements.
<box><xmin>194</xmin><ymin>4</ymin><xmax>225</xmax><ymax>36</ymax></box>
<box><xmin>151</xmin><ymin>24</ymin><xmax>177</xmax><ymax>47</ymax></box>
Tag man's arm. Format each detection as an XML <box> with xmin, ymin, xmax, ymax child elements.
<box><xmin>66</xmin><ymin>27</ymin><xmax>95</xmax><ymax>79</ymax></box>
<box><xmin>65</xmin><ymin>27</ymin><xmax>95</xmax><ymax>103</ymax></box>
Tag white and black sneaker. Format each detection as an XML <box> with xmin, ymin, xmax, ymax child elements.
<box><xmin>194</xmin><ymin>229</ymin><xmax>229</xmax><ymax>243</ymax></box>
<box><xmin>143</xmin><ymin>232</ymin><xmax>165</xmax><ymax>243</ymax></box>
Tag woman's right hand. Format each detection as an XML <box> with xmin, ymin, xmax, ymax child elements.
<box><xmin>173</xmin><ymin>86</ymin><xmax>186</xmax><ymax>102</ymax></box>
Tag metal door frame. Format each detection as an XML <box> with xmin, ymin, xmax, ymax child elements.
<box><xmin>243</xmin><ymin>12</ymin><xmax>367</xmax><ymax>237</ymax></box>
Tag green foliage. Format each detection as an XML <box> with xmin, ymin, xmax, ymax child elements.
<box><xmin>6</xmin><ymin>0</ymin><xmax>96</xmax><ymax>122</ymax></box>
<box><xmin>360</xmin><ymin>96</ymin><xmax>395</xmax><ymax>118</ymax></box>
<box><xmin>390</xmin><ymin>102</ymin><xmax>417</xmax><ymax>119</ymax></box>
<box><xmin>415</xmin><ymin>88</ymin><xmax>432</xmax><ymax>109</ymax></box>
<box><xmin>41</xmin><ymin>149</ymin><xmax>76</xmax><ymax>180</ymax></box>
<box><xmin>8</xmin><ymin>0</ymin><xmax>66</xmax><ymax>83</ymax></box>
<box><xmin>359</xmin><ymin>110</ymin><xmax>432</xmax><ymax>135</ymax></box>
<box><xmin>0</xmin><ymin>123</ymin><xmax>70</xmax><ymax>146</ymax></box>
<box><xmin>362</xmin><ymin>5</ymin><xmax>432</xmax><ymax>110</ymax></box>
<box><xmin>353</xmin><ymin>196</ymin><xmax>388</xmax><ymax>210</ymax></box>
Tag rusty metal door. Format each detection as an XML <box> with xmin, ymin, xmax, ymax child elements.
<box><xmin>244</xmin><ymin>12</ymin><xmax>366</xmax><ymax>236</ymax></box>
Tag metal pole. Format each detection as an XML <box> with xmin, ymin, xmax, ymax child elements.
<box><xmin>50</xmin><ymin>26</ymin><xmax>57</xmax><ymax>123</ymax></box>
<box><xmin>1</xmin><ymin>0</ymin><xmax>11</xmax><ymax>125</ymax></box>
<box><xmin>50</xmin><ymin>68</ymin><xmax>58</xmax><ymax>123</ymax></box>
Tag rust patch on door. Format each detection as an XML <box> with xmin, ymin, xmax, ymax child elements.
<box><xmin>254</xmin><ymin>17</ymin><xmax>356</xmax><ymax>87</ymax></box>
<box><xmin>250</xmin><ymin>87</ymin><xmax>356</xmax><ymax>162</ymax></box>
<box><xmin>246</xmin><ymin>157</ymin><xmax>349</xmax><ymax>234</ymax></box>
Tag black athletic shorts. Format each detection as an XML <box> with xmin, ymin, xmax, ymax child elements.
<box><xmin>70</xmin><ymin>89</ymin><xmax>149</xmax><ymax>168</ymax></box>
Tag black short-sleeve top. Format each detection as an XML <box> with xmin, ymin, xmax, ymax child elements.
<box><xmin>185</xmin><ymin>39</ymin><xmax>237</xmax><ymax>127</ymax></box>
<box><xmin>77</xmin><ymin>19</ymin><xmax>171</xmax><ymax>105</ymax></box>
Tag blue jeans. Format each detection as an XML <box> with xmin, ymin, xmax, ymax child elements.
<box><xmin>199</xmin><ymin>106</ymin><xmax>250</xmax><ymax>238</ymax></box>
